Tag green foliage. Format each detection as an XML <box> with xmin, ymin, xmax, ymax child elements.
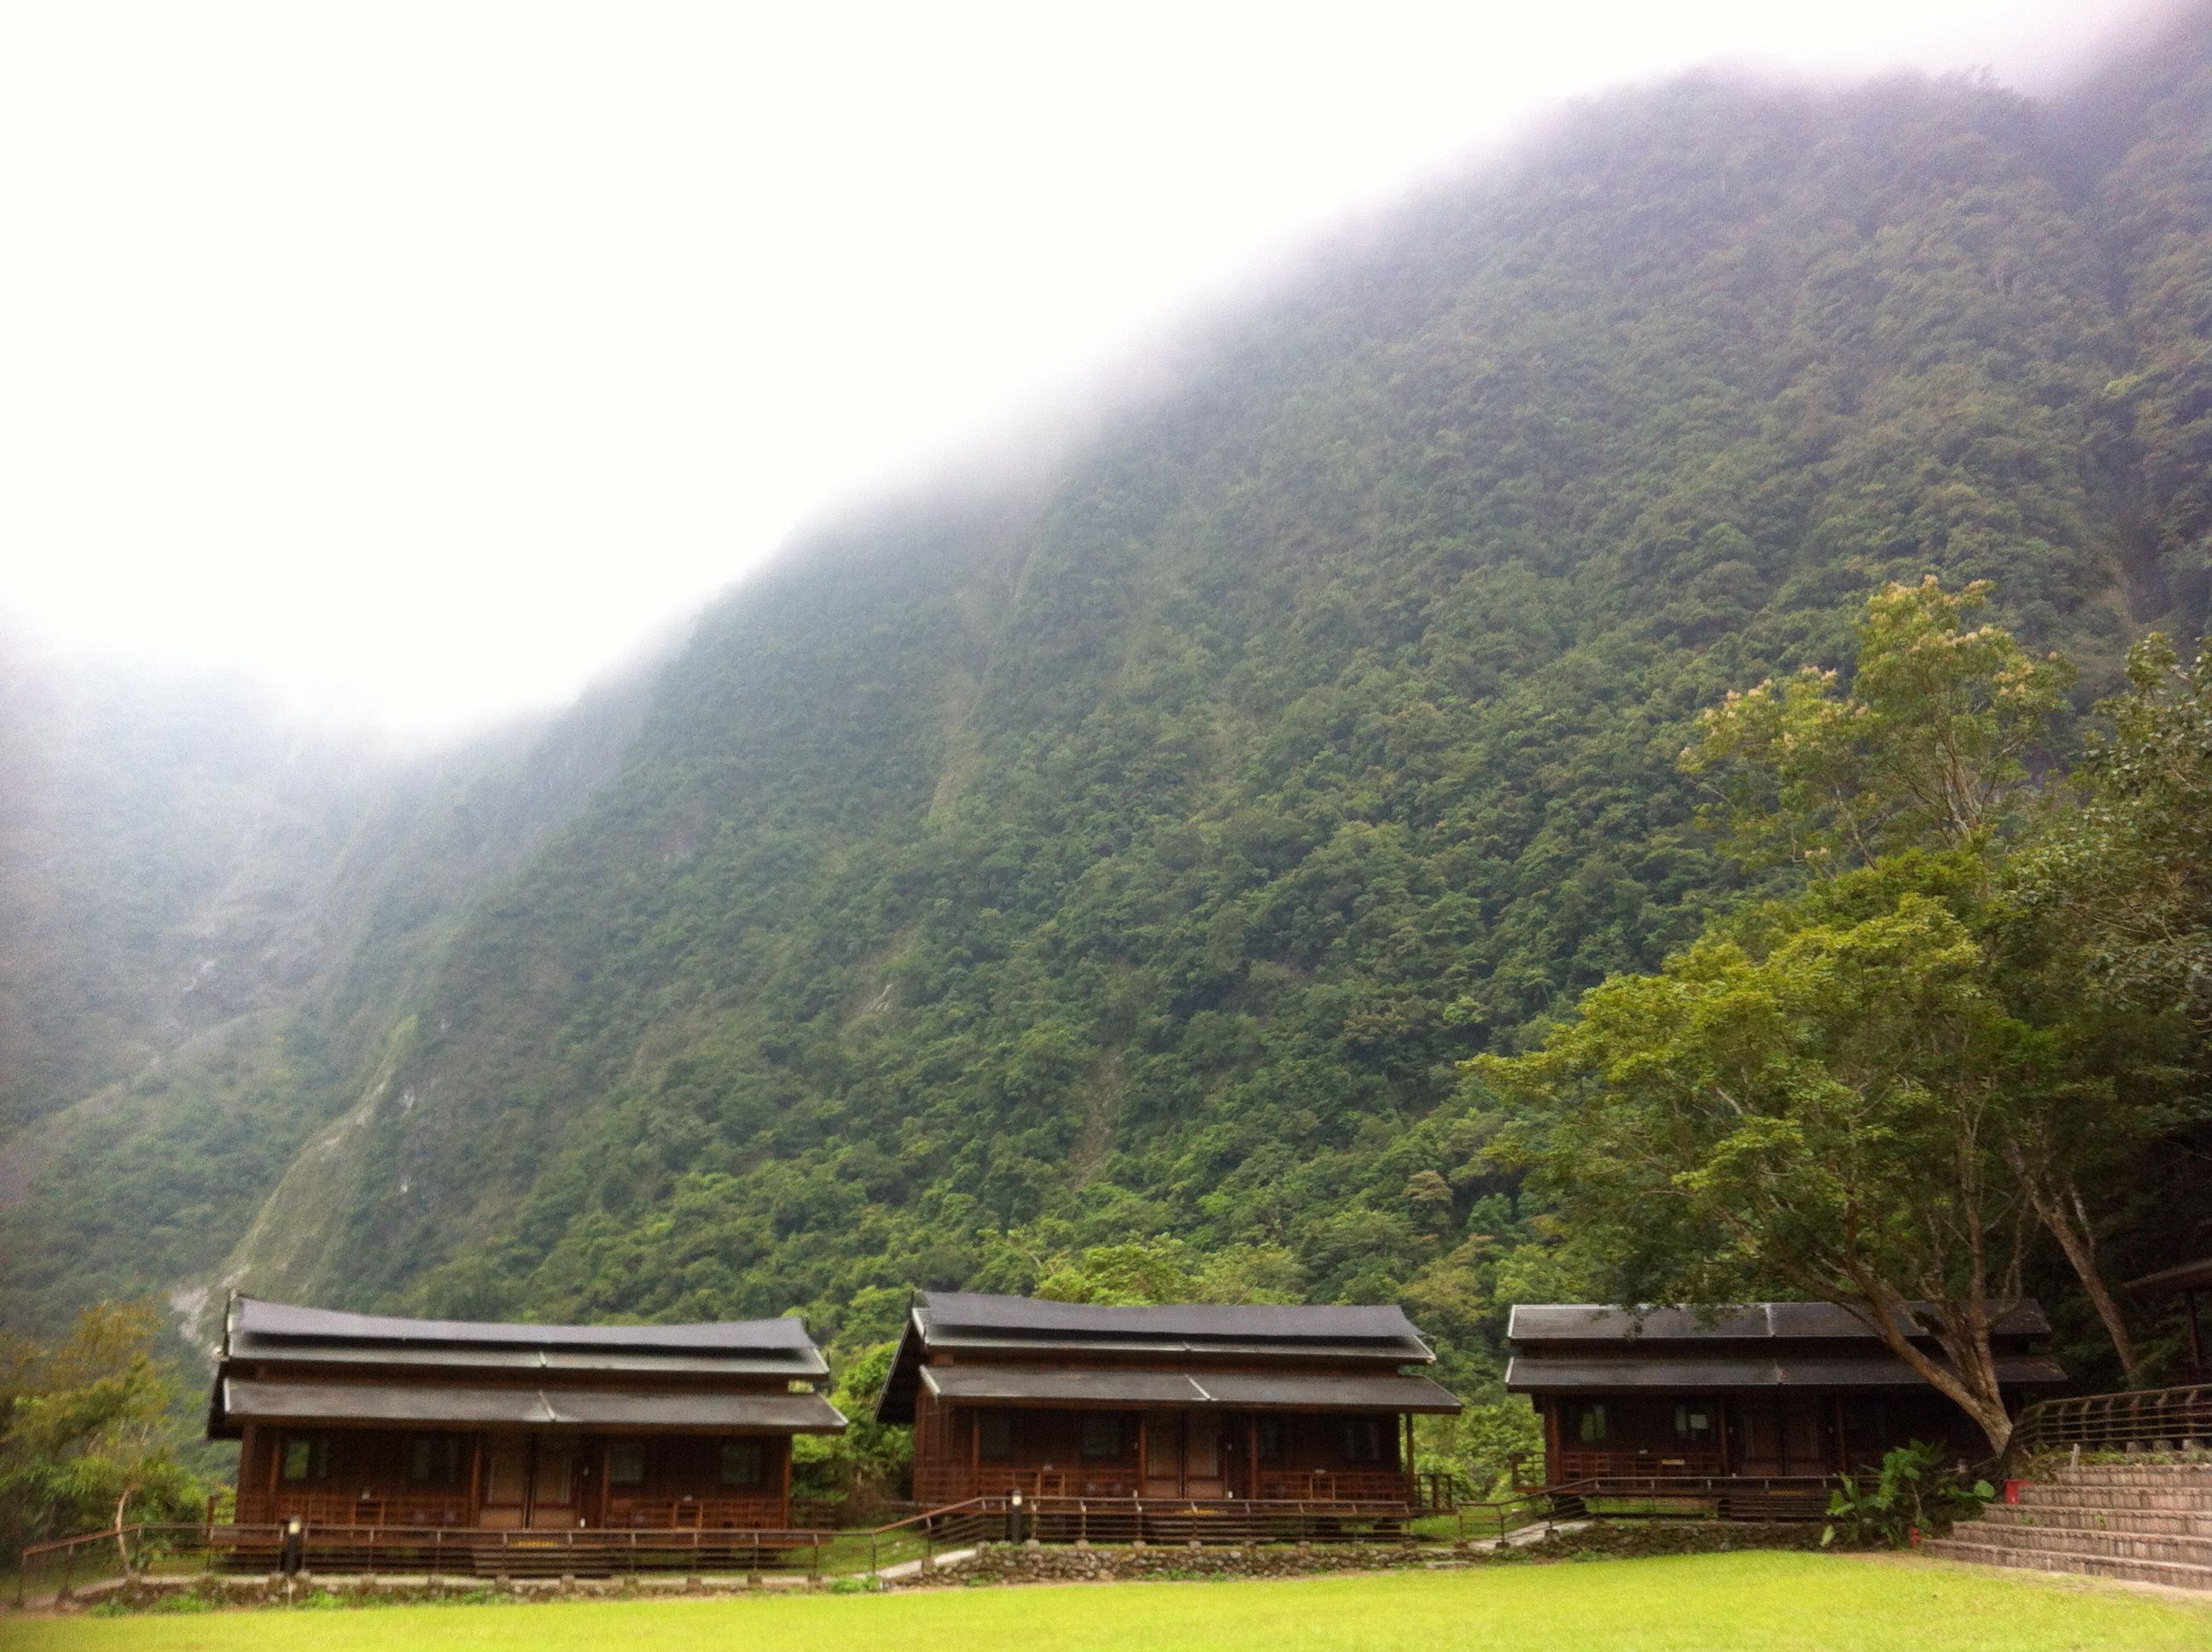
<box><xmin>0</xmin><ymin>1303</ymin><xmax>202</xmax><ymax>1560</ymax></box>
<box><xmin>14</xmin><ymin>21</ymin><xmax>2212</xmax><ymax>1512</ymax></box>
<box><xmin>1685</xmin><ymin>578</ymin><xmax>2071</xmax><ymax>871</ymax></box>
<box><xmin>1820</xmin><ymin>1441</ymin><xmax>1994</xmax><ymax>1550</ymax></box>
<box><xmin>291</xmin><ymin>65</ymin><xmax>2171</xmax><ymax>1372</ymax></box>
<box><xmin>1425</xmin><ymin>1399</ymin><xmax>1544</xmax><ymax>1502</ymax></box>
<box><xmin>1478</xmin><ymin>871</ymin><xmax>2052</xmax><ymax>1449</ymax></box>
<box><xmin>1027</xmin><ymin>1236</ymin><xmax>1304</xmax><ymax>1306</ymax></box>
<box><xmin>791</xmin><ymin>1341</ymin><xmax>911</xmax><ymax>1515</ymax></box>
<box><xmin>2023</xmin><ymin>632</ymin><xmax>2212</xmax><ymax>1039</ymax></box>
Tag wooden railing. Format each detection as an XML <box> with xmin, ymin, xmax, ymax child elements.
<box><xmin>1257</xmin><ymin>1469</ymin><xmax>1412</xmax><ymax>1502</ymax></box>
<box><xmin>1551</xmin><ymin>1448</ymin><xmax>1726</xmax><ymax>1480</ymax></box>
<box><xmin>17</xmin><ymin>1489</ymin><xmax>1434</xmax><ymax>1603</ymax></box>
<box><xmin>980</xmin><ymin>1494</ymin><xmax>1414</xmax><ymax>1548</ymax></box>
<box><xmin>602</xmin><ymin>1495</ymin><xmax>787</xmax><ymax>1529</ymax></box>
<box><xmin>2006</xmin><ymin>1382</ymin><xmax>2212</xmax><ymax>1466</ymax></box>
<box><xmin>14</xmin><ymin>1521</ymin><xmax>833</xmax><ymax>1603</ymax></box>
<box><xmin>920</xmin><ymin>1467</ymin><xmax>1413</xmax><ymax>1504</ymax></box>
<box><xmin>240</xmin><ymin>1492</ymin><xmax>471</xmax><ymax>1528</ymax></box>
<box><xmin>963</xmin><ymin>1467</ymin><xmax>1143</xmax><ymax>1499</ymax></box>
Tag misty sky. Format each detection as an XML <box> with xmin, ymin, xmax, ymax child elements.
<box><xmin>1</xmin><ymin>2</ymin><xmax>2145</xmax><ymax>731</ymax></box>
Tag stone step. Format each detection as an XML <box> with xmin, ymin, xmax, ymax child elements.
<box><xmin>1946</xmin><ymin>1520</ymin><xmax>2212</xmax><ymax>1568</ymax></box>
<box><xmin>2013</xmin><ymin>1485</ymin><xmax>2212</xmax><ymax>1515</ymax></box>
<box><xmin>2029</xmin><ymin>1463</ymin><xmax>2212</xmax><ymax>1489</ymax></box>
<box><xmin>1982</xmin><ymin>1504</ymin><xmax>2212</xmax><ymax>1539</ymax></box>
<box><xmin>1923</xmin><ymin>1534</ymin><xmax>2212</xmax><ymax>1591</ymax></box>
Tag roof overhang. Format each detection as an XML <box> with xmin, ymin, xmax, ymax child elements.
<box><xmin>1506</xmin><ymin>1300</ymin><xmax>2052</xmax><ymax>1344</ymax></box>
<box><xmin>2123</xmin><ymin>1258</ymin><xmax>2212</xmax><ymax>1298</ymax></box>
<box><xmin>916</xmin><ymin>1364</ymin><xmax>1463</xmax><ymax>1413</ymax></box>
<box><xmin>1503</xmin><ymin>1353</ymin><xmax>2069</xmax><ymax>1394</ymax></box>
<box><xmin>225</xmin><ymin>1297</ymin><xmax>827</xmax><ymax>1376</ymax></box>
<box><xmin>208</xmin><ymin>1377</ymin><xmax>847</xmax><ymax>1439</ymax></box>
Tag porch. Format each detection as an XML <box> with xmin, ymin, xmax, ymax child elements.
<box><xmin>911</xmin><ymin>1398</ymin><xmax>1418</xmax><ymax>1509</ymax></box>
<box><xmin>236</xmin><ymin>1425</ymin><xmax>792</xmax><ymax>1533</ymax></box>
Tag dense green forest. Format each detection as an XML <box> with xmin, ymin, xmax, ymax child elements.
<box><xmin>7</xmin><ymin>7</ymin><xmax>2212</xmax><ymax>1475</ymax></box>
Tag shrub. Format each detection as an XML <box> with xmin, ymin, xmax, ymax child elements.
<box><xmin>1821</xmin><ymin>1442</ymin><xmax>1992</xmax><ymax>1549</ymax></box>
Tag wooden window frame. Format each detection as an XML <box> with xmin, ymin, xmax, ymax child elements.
<box><xmin>719</xmin><ymin>1439</ymin><xmax>767</xmax><ymax>1489</ymax></box>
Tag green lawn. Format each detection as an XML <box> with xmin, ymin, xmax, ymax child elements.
<box><xmin>5</xmin><ymin>1554</ymin><xmax>2209</xmax><ymax>1652</ymax></box>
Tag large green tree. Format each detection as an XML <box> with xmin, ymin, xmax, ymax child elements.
<box><xmin>1478</xmin><ymin>579</ymin><xmax>2211</xmax><ymax>1443</ymax></box>
<box><xmin>0</xmin><ymin>1303</ymin><xmax>201</xmax><ymax>1562</ymax></box>
<box><xmin>1682</xmin><ymin>579</ymin><xmax>2151</xmax><ymax>1380</ymax></box>
<box><xmin>1479</xmin><ymin>877</ymin><xmax>2055</xmax><ymax>1453</ymax></box>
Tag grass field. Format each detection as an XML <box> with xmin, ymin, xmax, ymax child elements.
<box><xmin>3</xmin><ymin>1554</ymin><xmax>2209</xmax><ymax>1652</ymax></box>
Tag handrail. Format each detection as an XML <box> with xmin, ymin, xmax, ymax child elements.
<box><xmin>13</xmin><ymin>1520</ymin><xmax>844</xmax><ymax>1605</ymax></box>
<box><xmin>2002</xmin><ymin>1382</ymin><xmax>2212</xmax><ymax>1475</ymax></box>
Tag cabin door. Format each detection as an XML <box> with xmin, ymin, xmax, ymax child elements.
<box><xmin>1143</xmin><ymin>1415</ymin><xmax>1182</xmax><ymax>1497</ymax></box>
<box><xmin>1732</xmin><ymin>1401</ymin><xmax>1785</xmax><ymax>1476</ymax></box>
<box><xmin>527</xmin><ymin>1436</ymin><xmax>579</xmax><ymax>1528</ymax></box>
<box><xmin>480</xmin><ymin>1436</ymin><xmax>530</xmax><ymax>1529</ymax></box>
<box><xmin>1184</xmin><ymin>1415</ymin><xmax>1226</xmax><ymax>1498</ymax></box>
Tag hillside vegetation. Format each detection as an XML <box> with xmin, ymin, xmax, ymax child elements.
<box><xmin>9</xmin><ymin>14</ymin><xmax>2212</xmax><ymax>1422</ymax></box>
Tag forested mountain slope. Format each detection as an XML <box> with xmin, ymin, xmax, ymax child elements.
<box><xmin>0</xmin><ymin>645</ymin><xmax>649</xmax><ymax>1333</ymax></box>
<box><xmin>12</xmin><ymin>13</ymin><xmax>2212</xmax><ymax>1399</ymax></box>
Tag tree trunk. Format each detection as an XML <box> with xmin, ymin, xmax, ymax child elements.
<box><xmin>2017</xmin><ymin>1162</ymin><xmax>2140</xmax><ymax>1384</ymax></box>
<box><xmin>114</xmin><ymin>1488</ymin><xmax>133</xmax><ymax>1575</ymax></box>
<box><xmin>1835</xmin><ymin>1270</ymin><xmax>2014</xmax><ymax>1456</ymax></box>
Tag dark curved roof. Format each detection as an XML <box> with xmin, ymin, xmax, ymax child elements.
<box><xmin>209</xmin><ymin>1297</ymin><xmax>835</xmax><ymax>1440</ymax></box>
<box><xmin>232</xmin><ymin>1296</ymin><xmax>818</xmax><ymax>1353</ymax></box>
<box><xmin>915</xmin><ymin>1291</ymin><xmax>1429</xmax><ymax>1348</ymax></box>
<box><xmin>875</xmin><ymin>1292</ymin><xmax>1447</xmax><ymax>1425</ymax></box>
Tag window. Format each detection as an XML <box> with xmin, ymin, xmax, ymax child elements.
<box><xmin>1080</xmin><ymin>1413</ymin><xmax>1124</xmax><ymax>1459</ymax></box>
<box><xmin>976</xmin><ymin>1411</ymin><xmax>1013</xmax><ymax>1462</ymax></box>
<box><xmin>719</xmin><ymin>1441</ymin><xmax>766</xmax><ymax>1489</ymax></box>
<box><xmin>1573</xmin><ymin>1404</ymin><xmax>1611</xmax><ymax>1444</ymax></box>
<box><xmin>279</xmin><ymin>1437</ymin><xmax>329</xmax><ymax>1482</ymax></box>
<box><xmin>1255</xmin><ymin>1417</ymin><xmax>1282</xmax><ymax>1462</ymax></box>
<box><xmin>1342</xmin><ymin>1418</ymin><xmax>1385</xmax><ymax>1463</ymax></box>
<box><xmin>1672</xmin><ymin>1403</ymin><xmax>1715</xmax><ymax>1445</ymax></box>
<box><xmin>405</xmin><ymin>1436</ymin><xmax>464</xmax><ymax>1486</ymax></box>
<box><xmin>607</xmin><ymin>1442</ymin><xmax>647</xmax><ymax>1487</ymax></box>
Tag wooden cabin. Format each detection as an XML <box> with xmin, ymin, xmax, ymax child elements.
<box><xmin>1505</xmin><ymin>1301</ymin><xmax>2066</xmax><ymax>1486</ymax></box>
<box><xmin>208</xmin><ymin>1297</ymin><xmax>845</xmax><ymax>1531</ymax></box>
<box><xmin>875</xmin><ymin>1292</ymin><xmax>1463</xmax><ymax>1508</ymax></box>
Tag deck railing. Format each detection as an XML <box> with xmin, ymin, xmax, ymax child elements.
<box><xmin>13</xmin><ymin>1521</ymin><xmax>834</xmax><ymax>1604</ymax></box>
<box><xmin>14</xmin><ymin>1491</ymin><xmax>1432</xmax><ymax>1604</ymax></box>
<box><xmin>2005</xmin><ymin>1382</ymin><xmax>2212</xmax><ymax>1465</ymax></box>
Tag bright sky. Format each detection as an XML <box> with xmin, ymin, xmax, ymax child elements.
<box><xmin>0</xmin><ymin>2</ymin><xmax>2145</xmax><ymax>732</ymax></box>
